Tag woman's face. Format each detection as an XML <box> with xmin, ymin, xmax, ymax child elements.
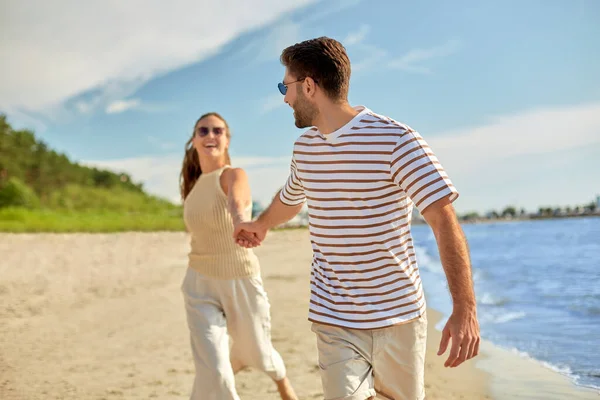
<box><xmin>192</xmin><ymin>115</ymin><xmax>230</xmax><ymax>162</ymax></box>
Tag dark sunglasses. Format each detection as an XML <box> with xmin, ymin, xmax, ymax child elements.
<box><xmin>196</xmin><ymin>126</ymin><xmax>225</xmax><ymax>137</ymax></box>
<box><xmin>277</xmin><ymin>77</ymin><xmax>317</xmax><ymax>95</ymax></box>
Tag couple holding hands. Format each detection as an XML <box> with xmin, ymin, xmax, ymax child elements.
<box><xmin>180</xmin><ymin>36</ymin><xmax>480</xmax><ymax>400</ymax></box>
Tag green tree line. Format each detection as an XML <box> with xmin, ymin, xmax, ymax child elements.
<box><xmin>0</xmin><ymin>114</ymin><xmax>176</xmax><ymax>213</ymax></box>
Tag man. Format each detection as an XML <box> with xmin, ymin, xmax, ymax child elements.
<box><xmin>234</xmin><ymin>37</ymin><xmax>479</xmax><ymax>400</ymax></box>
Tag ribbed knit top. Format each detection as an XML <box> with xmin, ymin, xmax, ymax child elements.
<box><xmin>183</xmin><ymin>166</ymin><xmax>260</xmax><ymax>278</ymax></box>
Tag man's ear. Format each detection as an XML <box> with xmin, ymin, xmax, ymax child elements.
<box><xmin>305</xmin><ymin>77</ymin><xmax>317</xmax><ymax>96</ymax></box>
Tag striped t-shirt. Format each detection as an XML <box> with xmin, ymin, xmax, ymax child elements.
<box><xmin>280</xmin><ymin>106</ymin><xmax>459</xmax><ymax>330</ymax></box>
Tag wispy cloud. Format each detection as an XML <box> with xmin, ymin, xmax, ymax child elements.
<box><xmin>231</xmin><ymin>0</ymin><xmax>366</xmax><ymax>66</ymax></box>
<box><xmin>234</xmin><ymin>20</ymin><xmax>304</xmax><ymax>66</ymax></box>
<box><xmin>342</xmin><ymin>29</ymin><xmax>460</xmax><ymax>75</ymax></box>
<box><xmin>104</xmin><ymin>98</ymin><xmax>170</xmax><ymax>115</ymax></box>
<box><xmin>425</xmin><ymin>102</ymin><xmax>600</xmax><ymax>211</ymax></box>
<box><xmin>106</xmin><ymin>99</ymin><xmax>141</xmax><ymax>114</ymax></box>
<box><xmin>300</xmin><ymin>0</ymin><xmax>364</xmax><ymax>25</ymax></box>
<box><xmin>260</xmin><ymin>94</ymin><xmax>287</xmax><ymax>114</ymax></box>
<box><xmin>0</xmin><ymin>1</ymin><xmax>317</xmax><ymax>117</ymax></box>
<box><xmin>387</xmin><ymin>39</ymin><xmax>462</xmax><ymax>74</ymax></box>
<box><xmin>343</xmin><ymin>25</ymin><xmax>371</xmax><ymax>46</ymax></box>
<box><xmin>351</xmin><ymin>44</ymin><xmax>388</xmax><ymax>73</ymax></box>
<box><xmin>54</xmin><ymin>78</ymin><xmax>148</xmax><ymax>121</ymax></box>
<box><xmin>429</xmin><ymin>102</ymin><xmax>600</xmax><ymax>168</ymax></box>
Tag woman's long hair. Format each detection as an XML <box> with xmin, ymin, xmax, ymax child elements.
<box><xmin>179</xmin><ymin>112</ymin><xmax>231</xmax><ymax>200</ymax></box>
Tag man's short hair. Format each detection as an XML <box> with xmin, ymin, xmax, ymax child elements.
<box><xmin>281</xmin><ymin>37</ymin><xmax>351</xmax><ymax>101</ymax></box>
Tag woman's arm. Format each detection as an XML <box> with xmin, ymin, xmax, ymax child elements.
<box><xmin>220</xmin><ymin>167</ymin><xmax>252</xmax><ymax>225</ymax></box>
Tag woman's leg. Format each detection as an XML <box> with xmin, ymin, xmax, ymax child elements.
<box><xmin>223</xmin><ymin>274</ymin><xmax>298</xmax><ymax>400</ymax></box>
<box><xmin>181</xmin><ymin>268</ymin><xmax>239</xmax><ymax>400</ymax></box>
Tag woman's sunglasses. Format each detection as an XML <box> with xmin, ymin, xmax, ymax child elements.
<box><xmin>196</xmin><ymin>127</ymin><xmax>225</xmax><ymax>137</ymax></box>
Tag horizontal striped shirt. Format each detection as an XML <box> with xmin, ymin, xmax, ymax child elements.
<box><xmin>280</xmin><ymin>106</ymin><xmax>459</xmax><ymax>329</ymax></box>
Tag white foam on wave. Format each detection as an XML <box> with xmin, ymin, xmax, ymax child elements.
<box><xmin>414</xmin><ymin>245</ymin><xmax>444</xmax><ymax>274</ymax></box>
<box><xmin>506</xmin><ymin>345</ymin><xmax>600</xmax><ymax>391</ymax></box>
<box><xmin>480</xmin><ymin>292</ymin><xmax>508</xmax><ymax>306</ymax></box>
<box><xmin>481</xmin><ymin>310</ymin><xmax>526</xmax><ymax>324</ymax></box>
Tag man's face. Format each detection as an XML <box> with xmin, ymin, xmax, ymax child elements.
<box><xmin>283</xmin><ymin>69</ymin><xmax>318</xmax><ymax>129</ymax></box>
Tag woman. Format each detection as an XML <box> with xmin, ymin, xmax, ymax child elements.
<box><xmin>179</xmin><ymin>112</ymin><xmax>297</xmax><ymax>400</ymax></box>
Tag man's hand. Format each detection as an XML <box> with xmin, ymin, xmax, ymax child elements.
<box><xmin>232</xmin><ymin>190</ymin><xmax>303</xmax><ymax>248</ymax></box>
<box><xmin>233</xmin><ymin>221</ymin><xmax>268</xmax><ymax>248</ymax></box>
<box><xmin>437</xmin><ymin>305</ymin><xmax>480</xmax><ymax>367</ymax></box>
<box><xmin>421</xmin><ymin>196</ymin><xmax>480</xmax><ymax>368</ymax></box>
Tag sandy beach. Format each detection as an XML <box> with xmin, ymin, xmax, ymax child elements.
<box><xmin>0</xmin><ymin>230</ymin><xmax>597</xmax><ymax>399</ymax></box>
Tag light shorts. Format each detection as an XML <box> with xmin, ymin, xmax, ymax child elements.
<box><xmin>311</xmin><ymin>312</ymin><xmax>427</xmax><ymax>400</ymax></box>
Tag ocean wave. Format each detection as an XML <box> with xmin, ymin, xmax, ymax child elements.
<box><xmin>482</xmin><ymin>310</ymin><xmax>526</xmax><ymax>324</ymax></box>
<box><xmin>414</xmin><ymin>246</ymin><xmax>444</xmax><ymax>274</ymax></box>
<box><xmin>579</xmin><ymin>306</ymin><xmax>600</xmax><ymax>316</ymax></box>
<box><xmin>479</xmin><ymin>292</ymin><xmax>509</xmax><ymax>306</ymax></box>
<box><xmin>472</xmin><ymin>268</ymin><xmax>484</xmax><ymax>283</ymax></box>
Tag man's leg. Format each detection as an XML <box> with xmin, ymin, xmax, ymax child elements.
<box><xmin>372</xmin><ymin>313</ymin><xmax>428</xmax><ymax>400</ymax></box>
<box><xmin>311</xmin><ymin>322</ymin><xmax>376</xmax><ymax>400</ymax></box>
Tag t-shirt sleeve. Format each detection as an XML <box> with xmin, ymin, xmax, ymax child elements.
<box><xmin>279</xmin><ymin>153</ymin><xmax>306</xmax><ymax>206</ymax></box>
<box><xmin>390</xmin><ymin>130</ymin><xmax>459</xmax><ymax>213</ymax></box>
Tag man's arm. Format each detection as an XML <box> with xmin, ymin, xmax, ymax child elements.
<box><xmin>257</xmin><ymin>190</ymin><xmax>304</xmax><ymax>230</ymax></box>
<box><xmin>233</xmin><ymin>190</ymin><xmax>304</xmax><ymax>247</ymax></box>
<box><xmin>421</xmin><ymin>196</ymin><xmax>480</xmax><ymax>368</ymax></box>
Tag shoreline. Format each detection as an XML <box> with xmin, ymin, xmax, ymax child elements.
<box><xmin>427</xmin><ymin>305</ymin><xmax>599</xmax><ymax>399</ymax></box>
<box><xmin>476</xmin><ymin>340</ymin><xmax>600</xmax><ymax>399</ymax></box>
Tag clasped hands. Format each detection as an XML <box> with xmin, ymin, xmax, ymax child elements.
<box><xmin>232</xmin><ymin>220</ymin><xmax>266</xmax><ymax>248</ymax></box>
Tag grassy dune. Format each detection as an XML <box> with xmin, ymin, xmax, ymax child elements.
<box><xmin>0</xmin><ymin>207</ymin><xmax>185</xmax><ymax>233</ymax></box>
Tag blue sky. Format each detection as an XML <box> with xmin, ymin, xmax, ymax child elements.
<box><xmin>2</xmin><ymin>0</ymin><xmax>599</xmax><ymax>213</ymax></box>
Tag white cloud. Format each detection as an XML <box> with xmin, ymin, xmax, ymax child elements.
<box><xmin>83</xmin><ymin>155</ymin><xmax>183</xmax><ymax>203</ymax></box>
<box><xmin>424</xmin><ymin>102</ymin><xmax>600</xmax><ymax>211</ymax></box>
<box><xmin>106</xmin><ymin>99</ymin><xmax>141</xmax><ymax>114</ymax></box>
<box><xmin>388</xmin><ymin>39</ymin><xmax>461</xmax><ymax>74</ymax></box>
<box><xmin>230</xmin><ymin>0</ymin><xmax>366</xmax><ymax>67</ymax></box>
<box><xmin>343</xmin><ymin>25</ymin><xmax>370</xmax><ymax>46</ymax></box>
<box><xmin>343</xmin><ymin>37</ymin><xmax>460</xmax><ymax>75</ymax></box>
<box><xmin>0</xmin><ymin>0</ymin><xmax>318</xmax><ymax>115</ymax></box>
<box><xmin>105</xmin><ymin>98</ymin><xmax>171</xmax><ymax>115</ymax></box>
<box><xmin>428</xmin><ymin>102</ymin><xmax>600</xmax><ymax>172</ymax></box>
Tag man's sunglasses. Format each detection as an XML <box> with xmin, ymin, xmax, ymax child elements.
<box><xmin>196</xmin><ymin>127</ymin><xmax>225</xmax><ymax>137</ymax></box>
<box><xmin>277</xmin><ymin>77</ymin><xmax>317</xmax><ymax>95</ymax></box>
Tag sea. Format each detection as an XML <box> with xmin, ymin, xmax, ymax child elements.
<box><xmin>411</xmin><ymin>216</ymin><xmax>600</xmax><ymax>391</ymax></box>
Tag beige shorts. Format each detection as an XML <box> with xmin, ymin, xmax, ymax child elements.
<box><xmin>181</xmin><ymin>267</ymin><xmax>286</xmax><ymax>400</ymax></box>
<box><xmin>311</xmin><ymin>313</ymin><xmax>427</xmax><ymax>400</ymax></box>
